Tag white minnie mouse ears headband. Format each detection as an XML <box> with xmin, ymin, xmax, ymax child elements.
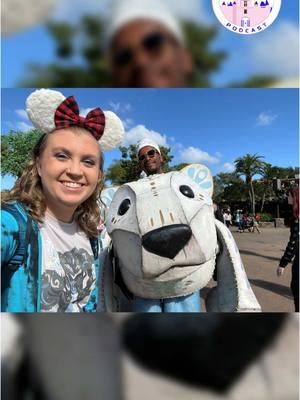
<box><xmin>26</xmin><ymin>89</ymin><xmax>124</xmax><ymax>151</ymax></box>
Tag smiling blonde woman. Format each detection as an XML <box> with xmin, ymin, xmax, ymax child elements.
<box><xmin>1</xmin><ymin>89</ymin><xmax>124</xmax><ymax>312</ymax></box>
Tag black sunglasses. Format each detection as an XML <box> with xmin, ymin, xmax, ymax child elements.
<box><xmin>138</xmin><ymin>149</ymin><xmax>159</xmax><ymax>162</ymax></box>
<box><xmin>113</xmin><ymin>32</ymin><xmax>168</xmax><ymax>67</ymax></box>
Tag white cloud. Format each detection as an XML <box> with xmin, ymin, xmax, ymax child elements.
<box><xmin>256</xmin><ymin>111</ymin><xmax>277</xmax><ymax>126</ymax></box>
<box><xmin>222</xmin><ymin>162</ymin><xmax>235</xmax><ymax>173</ymax></box>
<box><xmin>80</xmin><ymin>107</ymin><xmax>93</xmax><ymax>116</ymax></box>
<box><xmin>108</xmin><ymin>101</ymin><xmax>132</xmax><ymax>114</ymax></box>
<box><xmin>2</xmin><ymin>0</ymin><xmax>59</xmax><ymax>35</ymax></box>
<box><xmin>251</xmin><ymin>22</ymin><xmax>299</xmax><ymax>80</ymax></box>
<box><xmin>53</xmin><ymin>0</ymin><xmax>109</xmax><ymax>21</ymax></box>
<box><xmin>16</xmin><ymin>121</ymin><xmax>33</xmax><ymax>132</ymax></box>
<box><xmin>122</xmin><ymin>118</ymin><xmax>134</xmax><ymax>129</ymax></box>
<box><xmin>123</xmin><ymin>124</ymin><xmax>168</xmax><ymax>147</ymax></box>
<box><xmin>5</xmin><ymin>120</ymin><xmax>33</xmax><ymax>132</ymax></box>
<box><xmin>54</xmin><ymin>0</ymin><xmax>210</xmax><ymax>24</ymax></box>
<box><xmin>15</xmin><ymin>109</ymin><xmax>29</xmax><ymax>120</ymax></box>
<box><xmin>108</xmin><ymin>101</ymin><xmax>120</xmax><ymax>112</ymax></box>
<box><xmin>164</xmin><ymin>0</ymin><xmax>211</xmax><ymax>23</ymax></box>
<box><xmin>179</xmin><ymin>146</ymin><xmax>220</xmax><ymax>164</ymax></box>
<box><xmin>123</xmin><ymin>103</ymin><xmax>132</xmax><ymax>112</ymax></box>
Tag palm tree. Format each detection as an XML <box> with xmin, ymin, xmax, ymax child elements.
<box><xmin>234</xmin><ymin>154</ymin><xmax>266</xmax><ymax>214</ymax></box>
<box><xmin>259</xmin><ymin>163</ymin><xmax>277</xmax><ymax>212</ymax></box>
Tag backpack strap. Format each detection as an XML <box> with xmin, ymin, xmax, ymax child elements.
<box><xmin>90</xmin><ymin>238</ymin><xmax>99</xmax><ymax>260</ymax></box>
<box><xmin>2</xmin><ymin>203</ymin><xmax>33</xmax><ymax>270</ymax></box>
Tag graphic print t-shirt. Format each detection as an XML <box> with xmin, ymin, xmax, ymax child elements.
<box><xmin>40</xmin><ymin>212</ymin><xmax>96</xmax><ymax>312</ymax></box>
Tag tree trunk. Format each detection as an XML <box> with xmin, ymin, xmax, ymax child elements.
<box><xmin>260</xmin><ymin>192</ymin><xmax>266</xmax><ymax>213</ymax></box>
<box><xmin>250</xmin><ymin>181</ymin><xmax>255</xmax><ymax>215</ymax></box>
<box><xmin>247</xmin><ymin>187</ymin><xmax>252</xmax><ymax>212</ymax></box>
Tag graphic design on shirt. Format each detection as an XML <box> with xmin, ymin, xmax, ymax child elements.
<box><xmin>41</xmin><ymin>247</ymin><xmax>95</xmax><ymax>312</ymax></box>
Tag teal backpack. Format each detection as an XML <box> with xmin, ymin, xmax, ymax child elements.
<box><xmin>1</xmin><ymin>203</ymin><xmax>34</xmax><ymax>270</ymax></box>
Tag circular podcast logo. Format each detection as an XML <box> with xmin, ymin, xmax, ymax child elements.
<box><xmin>212</xmin><ymin>0</ymin><xmax>281</xmax><ymax>35</ymax></box>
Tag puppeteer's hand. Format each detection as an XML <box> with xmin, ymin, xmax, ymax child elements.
<box><xmin>277</xmin><ymin>266</ymin><xmax>285</xmax><ymax>277</ymax></box>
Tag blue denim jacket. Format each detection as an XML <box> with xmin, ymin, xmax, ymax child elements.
<box><xmin>1</xmin><ymin>202</ymin><xmax>101</xmax><ymax>312</ymax></box>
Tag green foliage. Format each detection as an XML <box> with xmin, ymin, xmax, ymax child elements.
<box><xmin>182</xmin><ymin>21</ymin><xmax>226</xmax><ymax>87</ymax></box>
<box><xmin>1</xmin><ymin>129</ymin><xmax>42</xmax><ymax>178</ymax></box>
<box><xmin>18</xmin><ymin>15</ymin><xmax>279</xmax><ymax>88</ymax></box>
<box><xmin>234</xmin><ymin>153</ymin><xmax>267</xmax><ymax>213</ymax></box>
<box><xmin>47</xmin><ymin>21</ymin><xmax>76</xmax><ymax>58</ymax></box>
<box><xmin>259</xmin><ymin>213</ymin><xmax>273</xmax><ymax>222</ymax></box>
<box><xmin>228</xmin><ymin>75</ymin><xmax>278</xmax><ymax>88</ymax></box>
<box><xmin>234</xmin><ymin>153</ymin><xmax>266</xmax><ymax>182</ymax></box>
<box><xmin>21</xmin><ymin>16</ymin><xmax>110</xmax><ymax>87</ymax></box>
<box><xmin>213</xmin><ymin>172</ymin><xmax>247</xmax><ymax>203</ymax></box>
<box><xmin>253</xmin><ymin>179</ymin><xmax>274</xmax><ymax>199</ymax></box>
<box><xmin>264</xmin><ymin>165</ymin><xmax>299</xmax><ymax>179</ymax></box>
<box><xmin>20</xmin><ymin>16</ymin><xmax>226</xmax><ymax>87</ymax></box>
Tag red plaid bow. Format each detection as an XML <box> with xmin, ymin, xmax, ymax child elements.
<box><xmin>54</xmin><ymin>96</ymin><xmax>105</xmax><ymax>141</ymax></box>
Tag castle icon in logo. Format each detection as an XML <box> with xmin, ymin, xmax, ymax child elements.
<box><xmin>212</xmin><ymin>0</ymin><xmax>281</xmax><ymax>35</ymax></box>
<box><xmin>221</xmin><ymin>1</ymin><xmax>273</xmax><ymax>28</ymax></box>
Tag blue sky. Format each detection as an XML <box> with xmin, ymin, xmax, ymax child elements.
<box><xmin>1</xmin><ymin>88</ymin><xmax>298</xmax><ymax>189</ymax></box>
<box><xmin>1</xmin><ymin>0</ymin><xmax>299</xmax><ymax>87</ymax></box>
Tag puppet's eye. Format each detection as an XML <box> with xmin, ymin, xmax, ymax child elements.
<box><xmin>118</xmin><ymin>199</ymin><xmax>131</xmax><ymax>215</ymax></box>
<box><xmin>179</xmin><ymin>185</ymin><xmax>195</xmax><ymax>198</ymax></box>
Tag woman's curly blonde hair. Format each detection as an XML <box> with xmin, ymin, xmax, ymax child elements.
<box><xmin>4</xmin><ymin>128</ymin><xmax>105</xmax><ymax>239</ymax></box>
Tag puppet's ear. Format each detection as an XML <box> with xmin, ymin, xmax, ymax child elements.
<box><xmin>99</xmin><ymin>186</ymin><xmax>120</xmax><ymax>222</ymax></box>
<box><xmin>180</xmin><ymin>164</ymin><xmax>213</xmax><ymax>197</ymax></box>
<box><xmin>206</xmin><ymin>219</ymin><xmax>261</xmax><ymax>312</ymax></box>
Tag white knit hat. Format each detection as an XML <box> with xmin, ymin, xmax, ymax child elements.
<box><xmin>105</xmin><ymin>0</ymin><xmax>184</xmax><ymax>47</ymax></box>
<box><xmin>25</xmin><ymin>89</ymin><xmax>124</xmax><ymax>151</ymax></box>
<box><xmin>136</xmin><ymin>139</ymin><xmax>161</xmax><ymax>156</ymax></box>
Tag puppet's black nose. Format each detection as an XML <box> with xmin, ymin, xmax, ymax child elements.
<box><xmin>142</xmin><ymin>224</ymin><xmax>192</xmax><ymax>259</ymax></box>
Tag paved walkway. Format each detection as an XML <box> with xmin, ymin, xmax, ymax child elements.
<box><xmin>201</xmin><ymin>226</ymin><xmax>294</xmax><ymax>312</ymax></box>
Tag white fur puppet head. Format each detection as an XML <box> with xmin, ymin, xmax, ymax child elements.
<box><xmin>106</xmin><ymin>164</ymin><xmax>217</xmax><ymax>299</ymax></box>
<box><xmin>26</xmin><ymin>89</ymin><xmax>124</xmax><ymax>151</ymax></box>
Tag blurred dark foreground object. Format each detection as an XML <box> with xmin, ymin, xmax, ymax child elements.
<box><xmin>2</xmin><ymin>315</ymin><xmax>122</xmax><ymax>400</ymax></box>
<box><xmin>122</xmin><ymin>314</ymin><xmax>287</xmax><ymax>393</ymax></box>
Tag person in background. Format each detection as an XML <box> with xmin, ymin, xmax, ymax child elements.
<box><xmin>137</xmin><ymin>139</ymin><xmax>164</xmax><ymax>176</ymax></box>
<box><xmin>255</xmin><ymin>213</ymin><xmax>261</xmax><ymax>224</ymax></box>
<box><xmin>223</xmin><ymin>210</ymin><xmax>232</xmax><ymax>228</ymax></box>
<box><xmin>277</xmin><ymin>187</ymin><xmax>299</xmax><ymax>312</ymax></box>
<box><xmin>228</xmin><ymin>210</ymin><xmax>232</xmax><ymax>227</ymax></box>
<box><xmin>214</xmin><ymin>204</ymin><xmax>224</xmax><ymax>224</ymax></box>
<box><xmin>242</xmin><ymin>213</ymin><xmax>252</xmax><ymax>233</ymax></box>
<box><xmin>235</xmin><ymin>210</ymin><xmax>243</xmax><ymax>233</ymax></box>
<box><xmin>251</xmin><ymin>214</ymin><xmax>261</xmax><ymax>234</ymax></box>
<box><xmin>123</xmin><ymin>139</ymin><xmax>201</xmax><ymax>312</ymax></box>
<box><xmin>104</xmin><ymin>0</ymin><xmax>193</xmax><ymax>88</ymax></box>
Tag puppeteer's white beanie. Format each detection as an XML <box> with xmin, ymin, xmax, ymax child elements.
<box><xmin>136</xmin><ymin>139</ymin><xmax>161</xmax><ymax>156</ymax></box>
<box><xmin>105</xmin><ymin>0</ymin><xmax>184</xmax><ymax>47</ymax></box>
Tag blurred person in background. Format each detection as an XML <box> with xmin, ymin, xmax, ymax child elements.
<box><xmin>214</xmin><ymin>203</ymin><xmax>224</xmax><ymax>224</ymax></box>
<box><xmin>223</xmin><ymin>210</ymin><xmax>231</xmax><ymax>228</ymax></box>
<box><xmin>105</xmin><ymin>0</ymin><xmax>194</xmax><ymax>88</ymax></box>
<box><xmin>235</xmin><ymin>210</ymin><xmax>243</xmax><ymax>232</ymax></box>
<box><xmin>277</xmin><ymin>187</ymin><xmax>299</xmax><ymax>312</ymax></box>
<box><xmin>251</xmin><ymin>214</ymin><xmax>261</xmax><ymax>234</ymax></box>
